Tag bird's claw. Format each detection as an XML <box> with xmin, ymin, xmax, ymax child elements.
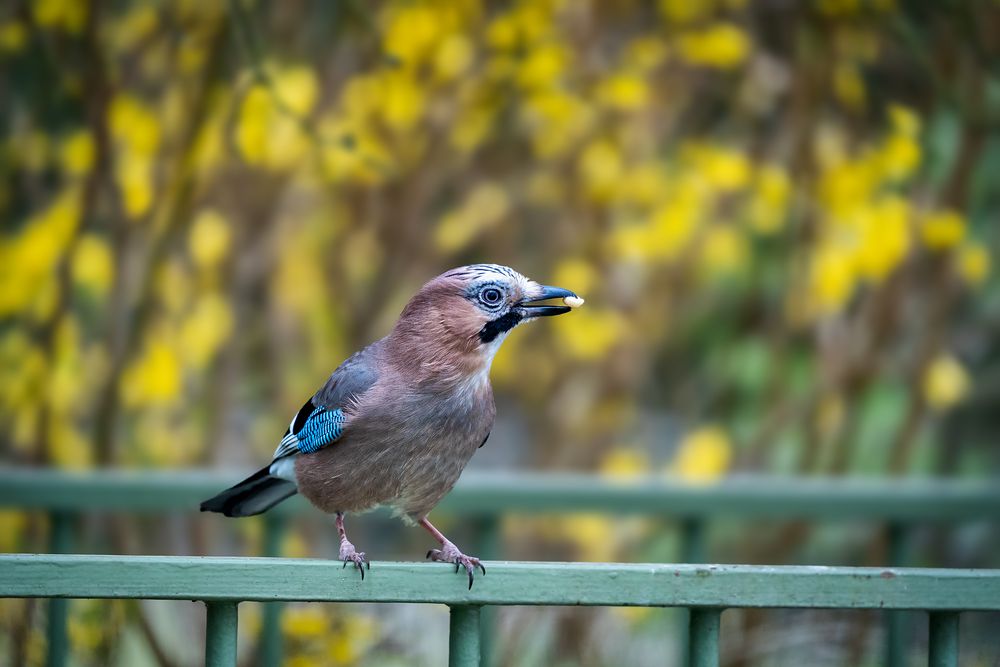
<box><xmin>426</xmin><ymin>543</ymin><xmax>485</xmax><ymax>589</ymax></box>
<box><xmin>339</xmin><ymin>541</ymin><xmax>369</xmax><ymax>581</ymax></box>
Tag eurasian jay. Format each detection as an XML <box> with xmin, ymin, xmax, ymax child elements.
<box><xmin>201</xmin><ymin>264</ymin><xmax>581</xmax><ymax>587</ymax></box>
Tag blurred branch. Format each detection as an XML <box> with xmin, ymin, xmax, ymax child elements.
<box><xmin>24</xmin><ymin>0</ymin><xmax>114</xmax><ymax>467</ymax></box>
<box><xmin>93</xmin><ymin>19</ymin><xmax>232</xmax><ymax>464</ymax></box>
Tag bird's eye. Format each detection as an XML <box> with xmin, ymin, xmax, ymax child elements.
<box><xmin>479</xmin><ymin>287</ymin><xmax>503</xmax><ymax>306</ymax></box>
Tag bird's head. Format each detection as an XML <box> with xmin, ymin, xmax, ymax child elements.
<box><xmin>390</xmin><ymin>264</ymin><xmax>582</xmax><ymax>377</ymax></box>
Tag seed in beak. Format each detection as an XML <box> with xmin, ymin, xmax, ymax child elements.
<box><xmin>563</xmin><ymin>295</ymin><xmax>585</xmax><ymax>308</ymax></box>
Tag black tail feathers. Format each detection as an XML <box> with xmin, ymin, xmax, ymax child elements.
<box><xmin>200</xmin><ymin>465</ymin><xmax>297</xmax><ymax>518</ymax></box>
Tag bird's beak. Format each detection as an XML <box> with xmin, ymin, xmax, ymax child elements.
<box><xmin>520</xmin><ymin>285</ymin><xmax>578</xmax><ymax>317</ymax></box>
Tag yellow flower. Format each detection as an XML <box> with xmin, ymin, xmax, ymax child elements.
<box><xmin>59</xmin><ymin>130</ymin><xmax>96</xmax><ymax>177</ymax></box>
<box><xmin>677</xmin><ymin>23</ymin><xmax>750</xmax><ymax>69</ymax></box>
<box><xmin>433</xmin><ymin>182</ymin><xmax>510</xmax><ymax>252</ymax></box>
<box><xmin>115</xmin><ymin>153</ymin><xmax>154</xmax><ymax>219</ymax></box>
<box><xmin>379</xmin><ymin>70</ymin><xmax>425</xmax><ymax>131</ymax></box>
<box><xmin>49</xmin><ymin>415</ymin><xmax>92</xmax><ymax>469</ymax></box>
<box><xmin>522</xmin><ymin>90</ymin><xmax>594</xmax><ymax>159</ymax></box>
<box><xmin>747</xmin><ymin>165</ymin><xmax>790</xmax><ymax>234</ymax></box>
<box><xmin>0</xmin><ymin>21</ymin><xmax>28</xmax><ymax>52</ymax></box>
<box><xmin>888</xmin><ymin>104</ymin><xmax>920</xmax><ymax>137</ymax></box>
<box><xmin>921</xmin><ymin>210</ymin><xmax>965</xmax><ymax>251</ymax></box>
<box><xmin>808</xmin><ymin>243</ymin><xmax>855</xmax><ymax>315</ymax></box>
<box><xmin>327</xmin><ymin>613</ymin><xmax>378</xmax><ymax>664</ymax></box>
<box><xmin>516</xmin><ymin>43</ymin><xmax>569</xmax><ymax>90</ymax></box>
<box><xmin>623</xmin><ymin>36</ymin><xmax>669</xmax><ymax>71</ymax></box>
<box><xmin>552</xmin><ymin>259</ymin><xmax>597</xmax><ymax>297</ymax></box>
<box><xmin>701</xmin><ymin>225</ymin><xmax>749</xmax><ymax>277</ymax></box>
<box><xmin>450</xmin><ymin>106</ymin><xmax>495</xmax><ymax>154</ymax></box>
<box><xmin>109</xmin><ymin>94</ymin><xmax>161</xmax><ymax>156</ymax></box>
<box><xmin>0</xmin><ymin>512</ymin><xmax>26</xmax><ymax>552</ymax></box>
<box><xmin>179</xmin><ymin>293</ymin><xmax>233</xmax><ymax>369</ymax></box>
<box><xmin>560</xmin><ymin>515</ymin><xmax>617</xmax><ymax>561</ymax></box>
<box><xmin>0</xmin><ymin>187</ymin><xmax>82</xmax><ymax>316</ymax></box>
<box><xmin>683</xmin><ymin>142</ymin><xmax>751</xmax><ymax>192</ymax></box>
<box><xmin>853</xmin><ymin>196</ymin><xmax>910</xmax><ymax>281</ymax></box>
<box><xmin>620</xmin><ymin>162</ymin><xmax>667</xmax><ymax>206</ymax></box>
<box><xmin>32</xmin><ymin>0</ymin><xmax>86</xmax><ymax>33</ymax></box>
<box><xmin>670</xmin><ymin>426</ymin><xmax>732</xmax><ymax>483</ymax></box>
<box><xmin>553</xmin><ymin>307</ymin><xmax>623</xmax><ymax>361</ymax></box>
<box><xmin>596</xmin><ymin>72</ymin><xmax>650</xmax><ymax>111</ymax></box>
<box><xmin>236</xmin><ymin>86</ymin><xmax>272</xmax><ymax>164</ymax></box>
<box><xmin>283</xmin><ymin>606</ymin><xmax>328</xmax><ymax>639</ymax></box>
<box><xmin>381</xmin><ymin>5</ymin><xmax>442</xmax><ymax>66</ymax></box>
<box><xmin>600</xmin><ymin>448</ymin><xmax>648</xmax><ymax>479</ymax></box>
<box><xmin>235</xmin><ymin>65</ymin><xmax>318</xmax><ymax>169</ymax></box>
<box><xmin>112</xmin><ymin>4</ymin><xmax>159</xmax><ymax>53</ymax></box>
<box><xmin>658</xmin><ymin>0</ymin><xmax>712</xmax><ymax>24</ymax></box>
<box><xmin>121</xmin><ymin>336</ymin><xmax>182</xmax><ymax>407</ymax></box>
<box><xmin>923</xmin><ymin>355</ymin><xmax>970</xmax><ymax>411</ymax></box>
<box><xmin>434</xmin><ymin>34</ymin><xmax>474</xmax><ymax>82</ymax></box>
<box><xmin>274</xmin><ymin>65</ymin><xmax>319</xmax><ymax>116</ymax></box>
<box><xmin>957</xmin><ymin>243</ymin><xmax>990</xmax><ymax>285</ymax></box>
<box><xmin>577</xmin><ymin>139</ymin><xmax>624</xmax><ymax>202</ymax></box>
<box><xmin>71</xmin><ymin>234</ymin><xmax>113</xmax><ymax>295</ymax></box>
<box><xmin>109</xmin><ymin>94</ymin><xmax>161</xmax><ymax>218</ymax></box>
<box><xmin>189</xmin><ymin>209</ymin><xmax>231</xmax><ymax>269</ymax></box>
<box><xmin>878</xmin><ymin>133</ymin><xmax>920</xmax><ymax>182</ymax></box>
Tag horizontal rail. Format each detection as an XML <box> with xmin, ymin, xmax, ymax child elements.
<box><xmin>2</xmin><ymin>555</ymin><xmax>999</xmax><ymax>610</ymax></box>
<box><xmin>1</xmin><ymin>468</ymin><xmax>998</xmax><ymax>520</ymax></box>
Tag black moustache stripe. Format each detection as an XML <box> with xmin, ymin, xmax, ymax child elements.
<box><xmin>479</xmin><ymin>311</ymin><xmax>523</xmax><ymax>343</ymax></box>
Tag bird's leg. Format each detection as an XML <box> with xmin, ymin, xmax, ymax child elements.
<box><xmin>335</xmin><ymin>512</ymin><xmax>369</xmax><ymax>580</ymax></box>
<box><xmin>419</xmin><ymin>517</ymin><xmax>485</xmax><ymax>589</ymax></box>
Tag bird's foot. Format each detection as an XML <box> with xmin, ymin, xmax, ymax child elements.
<box><xmin>339</xmin><ymin>540</ymin><xmax>369</xmax><ymax>581</ymax></box>
<box><xmin>426</xmin><ymin>541</ymin><xmax>486</xmax><ymax>589</ymax></box>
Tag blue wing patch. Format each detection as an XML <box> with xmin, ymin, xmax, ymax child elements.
<box><xmin>272</xmin><ymin>405</ymin><xmax>347</xmax><ymax>460</ymax></box>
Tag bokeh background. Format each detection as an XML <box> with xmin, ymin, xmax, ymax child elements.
<box><xmin>1</xmin><ymin>0</ymin><xmax>998</xmax><ymax>665</ymax></box>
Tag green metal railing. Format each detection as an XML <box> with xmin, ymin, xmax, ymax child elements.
<box><xmin>2</xmin><ymin>555</ymin><xmax>999</xmax><ymax>667</ymax></box>
<box><xmin>1</xmin><ymin>468</ymin><xmax>997</xmax><ymax>666</ymax></box>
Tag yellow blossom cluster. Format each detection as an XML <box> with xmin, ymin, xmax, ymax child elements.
<box><xmin>282</xmin><ymin>605</ymin><xmax>379</xmax><ymax>666</ymax></box>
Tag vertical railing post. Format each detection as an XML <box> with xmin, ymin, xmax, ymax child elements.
<box><xmin>927</xmin><ymin>612</ymin><xmax>959</xmax><ymax>667</ymax></box>
<box><xmin>474</xmin><ymin>516</ymin><xmax>501</xmax><ymax>667</ymax></box>
<box><xmin>688</xmin><ymin>607</ymin><xmax>722</xmax><ymax>667</ymax></box>
<box><xmin>260</xmin><ymin>513</ymin><xmax>286</xmax><ymax>667</ymax></box>
<box><xmin>449</xmin><ymin>605</ymin><xmax>481</xmax><ymax>667</ymax></box>
<box><xmin>885</xmin><ymin>521</ymin><xmax>915</xmax><ymax>667</ymax></box>
<box><xmin>205</xmin><ymin>601</ymin><xmax>239</xmax><ymax>667</ymax></box>
<box><xmin>678</xmin><ymin>517</ymin><xmax>707</xmax><ymax>666</ymax></box>
<box><xmin>45</xmin><ymin>511</ymin><xmax>73</xmax><ymax>667</ymax></box>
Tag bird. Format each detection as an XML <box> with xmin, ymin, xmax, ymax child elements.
<box><xmin>201</xmin><ymin>264</ymin><xmax>581</xmax><ymax>588</ymax></box>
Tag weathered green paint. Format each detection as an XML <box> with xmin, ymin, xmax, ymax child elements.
<box><xmin>2</xmin><ymin>555</ymin><xmax>999</xmax><ymax>610</ymax></box>
<box><xmin>259</xmin><ymin>514</ymin><xmax>285</xmax><ymax>667</ymax></box>
<box><xmin>678</xmin><ymin>518</ymin><xmax>708</xmax><ymax>667</ymax></box>
<box><xmin>473</xmin><ymin>517</ymin><xmax>501</xmax><ymax>667</ymax></box>
<box><xmin>885</xmin><ymin>521</ymin><xmax>916</xmax><ymax>667</ymax></box>
<box><xmin>449</xmin><ymin>605</ymin><xmax>481</xmax><ymax>667</ymax></box>
<box><xmin>1</xmin><ymin>469</ymin><xmax>998</xmax><ymax>520</ymax></box>
<box><xmin>928</xmin><ymin>611</ymin><xmax>959</xmax><ymax>667</ymax></box>
<box><xmin>688</xmin><ymin>608</ymin><xmax>721</xmax><ymax>667</ymax></box>
<box><xmin>45</xmin><ymin>511</ymin><xmax>73</xmax><ymax>667</ymax></box>
<box><xmin>205</xmin><ymin>601</ymin><xmax>238</xmax><ymax>667</ymax></box>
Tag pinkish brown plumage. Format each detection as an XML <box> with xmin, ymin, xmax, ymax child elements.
<box><xmin>201</xmin><ymin>264</ymin><xmax>580</xmax><ymax>587</ymax></box>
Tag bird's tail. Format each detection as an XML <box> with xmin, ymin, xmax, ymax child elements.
<box><xmin>200</xmin><ymin>465</ymin><xmax>297</xmax><ymax>518</ymax></box>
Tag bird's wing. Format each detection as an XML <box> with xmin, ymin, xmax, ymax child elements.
<box><xmin>271</xmin><ymin>343</ymin><xmax>380</xmax><ymax>461</ymax></box>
